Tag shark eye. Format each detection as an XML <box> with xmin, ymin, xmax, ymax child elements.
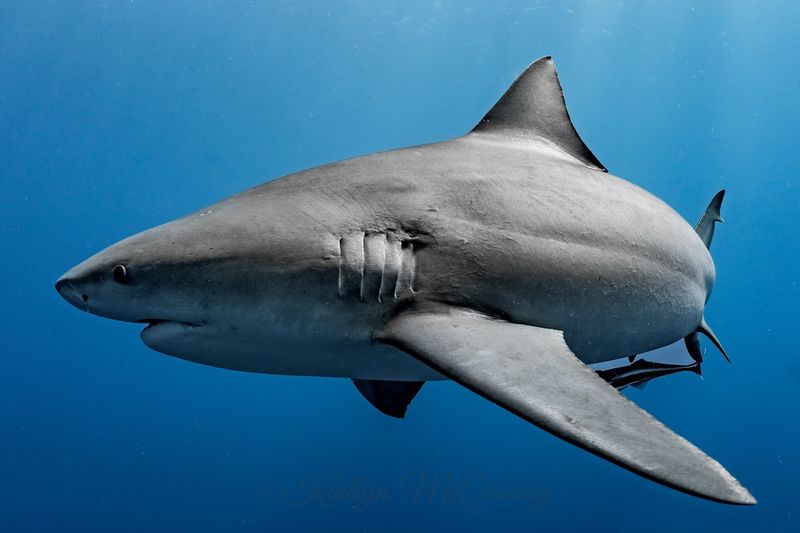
<box><xmin>112</xmin><ymin>264</ymin><xmax>129</xmax><ymax>284</ymax></box>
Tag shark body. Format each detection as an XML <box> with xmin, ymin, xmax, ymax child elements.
<box><xmin>56</xmin><ymin>57</ymin><xmax>754</xmax><ymax>504</ymax></box>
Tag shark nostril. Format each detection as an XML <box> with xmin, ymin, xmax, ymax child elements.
<box><xmin>81</xmin><ymin>293</ymin><xmax>89</xmax><ymax>303</ymax></box>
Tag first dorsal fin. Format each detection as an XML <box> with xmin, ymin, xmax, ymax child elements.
<box><xmin>472</xmin><ymin>56</ymin><xmax>607</xmax><ymax>172</ymax></box>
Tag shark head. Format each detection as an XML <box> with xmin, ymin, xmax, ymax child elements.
<box><xmin>54</xmin><ymin>202</ymin><xmax>277</xmax><ymax>361</ymax></box>
<box><xmin>56</xmin><ymin>218</ymin><xmax>216</xmax><ymax>334</ymax></box>
<box><xmin>54</xmin><ymin>196</ymin><xmax>351</xmax><ymax>373</ymax></box>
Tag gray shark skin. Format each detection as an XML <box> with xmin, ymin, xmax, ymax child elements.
<box><xmin>56</xmin><ymin>57</ymin><xmax>755</xmax><ymax>505</ymax></box>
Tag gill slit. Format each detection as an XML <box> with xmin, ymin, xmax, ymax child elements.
<box><xmin>337</xmin><ymin>237</ymin><xmax>344</xmax><ymax>298</ymax></box>
<box><xmin>377</xmin><ymin>233</ymin><xmax>388</xmax><ymax>302</ymax></box>
<box><xmin>409</xmin><ymin>242</ymin><xmax>417</xmax><ymax>293</ymax></box>
<box><xmin>359</xmin><ymin>232</ymin><xmax>366</xmax><ymax>302</ymax></box>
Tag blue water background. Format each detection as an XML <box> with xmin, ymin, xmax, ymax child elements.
<box><xmin>1</xmin><ymin>1</ymin><xmax>798</xmax><ymax>531</ymax></box>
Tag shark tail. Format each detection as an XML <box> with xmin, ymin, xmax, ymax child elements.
<box><xmin>687</xmin><ymin>191</ymin><xmax>731</xmax><ymax>364</ymax></box>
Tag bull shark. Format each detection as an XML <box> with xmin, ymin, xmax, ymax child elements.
<box><xmin>55</xmin><ymin>57</ymin><xmax>755</xmax><ymax>504</ymax></box>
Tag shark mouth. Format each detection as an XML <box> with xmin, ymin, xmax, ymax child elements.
<box><xmin>137</xmin><ymin>318</ymin><xmax>205</xmax><ymax>357</ymax></box>
<box><xmin>137</xmin><ymin>318</ymin><xmax>200</xmax><ymax>332</ymax></box>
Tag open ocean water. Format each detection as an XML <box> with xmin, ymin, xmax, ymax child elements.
<box><xmin>1</xmin><ymin>1</ymin><xmax>798</xmax><ymax>531</ymax></box>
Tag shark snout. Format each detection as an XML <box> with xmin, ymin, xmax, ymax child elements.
<box><xmin>55</xmin><ymin>256</ymin><xmax>113</xmax><ymax>315</ymax></box>
<box><xmin>55</xmin><ymin>275</ymin><xmax>90</xmax><ymax>310</ymax></box>
<box><xmin>55</xmin><ymin>256</ymin><xmax>207</xmax><ymax>328</ymax></box>
<box><xmin>55</xmin><ymin>259</ymin><xmax>128</xmax><ymax>319</ymax></box>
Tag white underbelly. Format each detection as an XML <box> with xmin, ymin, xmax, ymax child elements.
<box><xmin>140</xmin><ymin>319</ymin><xmax>445</xmax><ymax>380</ymax></box>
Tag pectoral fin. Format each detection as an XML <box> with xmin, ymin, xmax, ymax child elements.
<box><xmin>376</xmin><ymin>304</ymin><xmax>755</xmax><ymax>504</ymax></box>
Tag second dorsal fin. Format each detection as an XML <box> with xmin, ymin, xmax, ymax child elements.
<box><xmin>472</xmin><ymin>56</ymin><xmax>606</xmax><ymax>172</ymax></box>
